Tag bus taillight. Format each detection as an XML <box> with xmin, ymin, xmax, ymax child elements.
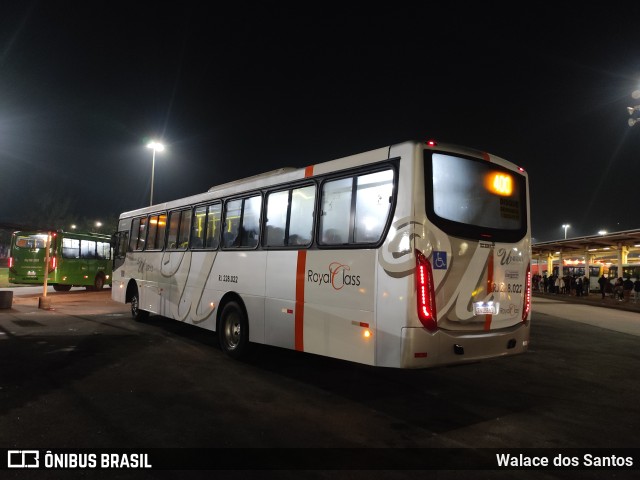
<box><xmin>49</xmin><ymin>256</ymin><xmax>57</xmax><ymax>272</ymax></box>
<box><xmin>416</xmin><ymin>250</ymin><xmax>437</xmax><ymax>331</ymax></box>
<box><xmin>8</xmin><ymin>257</ymin><xmax>13</xmax><ymax>269</ymax></box>
<box><xmin>522</xmin><ymin>262</ymin><xmax>531</xmax><ymax>322</ymax></box>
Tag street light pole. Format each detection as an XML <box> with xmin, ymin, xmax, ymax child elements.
<box><xmin>562</xmin><ymin>224</ymin><xmax>570</xmax><ymax>239</ymax></box>
<box><xmin>146</xmin><ymin>141</ymin><xmax>165</xmax><ymax>206</ymax></box>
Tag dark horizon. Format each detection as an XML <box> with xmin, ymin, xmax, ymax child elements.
<box><xmin>2</xmin><ymin>4</ymin><xmax>640</xmax><ymax>242</ymax></box>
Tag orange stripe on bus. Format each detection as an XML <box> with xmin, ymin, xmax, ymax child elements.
<box><xmin>484</xmin><ymin>249</ymin><xmax>494</xmax><ymax>331</ymax></box>
<box><xmin>295</xmin><ymin>250</ymin><xmax>307</xmax><ymax>351</ymax></box>
<box><xmin>304</xmin><ymin>165</ymin><xmax>314</xmax><ymax>177</ymax></box>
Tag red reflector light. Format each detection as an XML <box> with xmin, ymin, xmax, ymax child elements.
<box><xmin>522</xmin><ymin>263</ymin><xmax>531</xmax><ymax>322</ymax></box>
<box><xmin>416</xmin><ymin>249</ymin><xmax>437</xmax><ymax>331</ymax></box>
<box><xmin>414</xmin><ymin>352</ymin><xmax>428</xmax><ymax>358</ymax></box>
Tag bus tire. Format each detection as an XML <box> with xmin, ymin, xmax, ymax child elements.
<box><xmin>218</xmin><ymin>301</ymin><xmax>250</xmax><ymax>359</ymax></box>
<box><xmin>53</xmin><ymin>284</ymin><xmax>72</xmax><ymax>292</ymax></box>
<box><xmin>130</xmin><ymin>292</ymin><xmax>149</xmax><ymax>321</ymax></box>
<box><xmin>93</xmin><ymin>274</ymin><xmax>105</xmax><ymax>291</ymax></box>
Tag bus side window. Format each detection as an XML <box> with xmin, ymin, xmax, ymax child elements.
<box><xmin>288</xmin><ymin>185</ymin><xmax>315</xmax><ymax>246</ymax></box>
<box><xmin>206</xmin><ymin>203</ymin><xmax>221</xmax><ymax>249</ymax></box>
<box><xmin>167</xmin><ymin>209</ymin><xmax>191</xmax><ymax>250</ymax></box>
<box><xmin>135</xmin><ymin>217</ymin><xmax>147</xmax><ymax>251</ymax></box>
<box><xmin>354</xmin><ymin>169</ymin><xmax>394</xmax><ymax>243</ymax></box>
<box><xmin>81</xmin><ymin>240</ymin><xmax>97</xmax><ymax>259</ymax></box>
<box><xmin>320</xmin><ymin>177</ymin><xmax>352</xmax><ymax>245</ymax></box>
<box><xmin>223</xmin><ymin>199</ymin><xmax>242</xmax><ymax>248</ymax></box>
<box><xmin>191</xmin><ymin>206</ymin><xmax>207</xmax><ymax>249</ymax></box>
<box><xmin>62</xmin><ymin>238</ymin><xmax>80</xmax><ymax>259</ymax></box>
<box><xmin>241</xmin><ymin>195</ymin><xmax>261</xmax><ymax>248</ymax></box>
<box><xmin>264</xmin><ymin>190</ymin><xmax>288</xmax><ymax>247</ymax></box>
<box><xmin>147</xmin><ymin>213</ymin><xmax>166</xmax><ymax>250</ymax></box>
<box><xmin>129</xmin><ymin>218</ymin><xmax>141</xmax><ymax>251</ymax></box>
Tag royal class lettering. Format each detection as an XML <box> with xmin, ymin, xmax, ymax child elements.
<box><xmin>307</xmin><ymin>262</ymin><xmax>361</xmax><ymax>290</ymax></box>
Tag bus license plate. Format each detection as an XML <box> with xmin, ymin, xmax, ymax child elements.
<box><xmin>474</xmin><ymin>302</ymin><xmax>498</xmax><ymax>315</ymax></box>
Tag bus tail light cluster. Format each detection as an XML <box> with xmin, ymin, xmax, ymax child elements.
<box><xmin>49</xmin><ymin>256</ymin><xmax>57</xmax><ymax>273</ymax></box>
<box><xmin>416</xmin><ymin>249</ymin><xmax>437</xmax><ymax>331</ymax></box>
<box><xmin>522</xmin><ymin>262</ymin><xmax>531</xmax><ymax>322</ymax></box>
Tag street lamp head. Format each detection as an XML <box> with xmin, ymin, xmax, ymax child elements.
<box><xmin>146</xmin><ymin>141</ymin><xmax>165</xmax><ymax>152</ymax></box>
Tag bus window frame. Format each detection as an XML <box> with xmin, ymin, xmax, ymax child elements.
<box><xmin>166</xmin><ymin>208</ymin><xmax>192</xmax><ymax>251</ymax></box>
<box><xmin>262</xmin><ymin>182</ymin><xmax>317</xmax><ymax>250</ymax></box>
<box><xmin>221</xmin><ymin>193</ymin><xmax>263</xmax><ymax>250</ymax></box>
<box><xmin>316</xmin><ymin>163</ymin><xmax>398</xmax><ymax>250</ymax></box>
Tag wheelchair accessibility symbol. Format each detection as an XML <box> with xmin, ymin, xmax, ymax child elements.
<box><xmin>433</xmin><ymin>251</ymin><xmax>447</xmax><ymax>269</ymax></box>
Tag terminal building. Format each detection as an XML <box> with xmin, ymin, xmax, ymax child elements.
<box><xmin>532</xmin><ymin>229</ymin><xmax>640</xmax><ymax>289</ymax></box>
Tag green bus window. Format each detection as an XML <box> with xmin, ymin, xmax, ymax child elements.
<box><xmin>62</xmin><ymin>238</ymin><xmax>80</xmax><ymax>259</ymax></box>
<box><xmin>81</xmin><ymin>240</ymin><xmax>97</xmax><ymax>259</ymax></box>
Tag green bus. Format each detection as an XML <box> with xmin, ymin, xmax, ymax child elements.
<box><xmin>8</xmin><ymin>230</ymin><xmax>112</xmax><ymax>291</ymax></box>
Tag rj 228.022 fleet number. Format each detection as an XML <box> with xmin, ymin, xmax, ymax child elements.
<box><xmin>219</xmin><ymin>274</ymin><xmax>238</xmax><ymax>283</ymax></box>
<box><xmin>492</xmin><ymin>283</ymin><xmax>523</xmax><ymax>293</ymax></box>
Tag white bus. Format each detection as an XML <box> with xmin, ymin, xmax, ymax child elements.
<box><xmin>111</xmin><ymin>140</ymin><xmax>531</xmax><ymax>368</ymax></box>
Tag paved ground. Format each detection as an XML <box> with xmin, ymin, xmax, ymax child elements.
<box><xmin>0</xmin><ymin>289</ymin><xmax>638</xmax><ymax>480</ymax></box>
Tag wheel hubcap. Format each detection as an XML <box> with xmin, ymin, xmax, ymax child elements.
<box><xmin>224</xmin><ymin>315</ymin><xmax>241</xmax><ymax>350</ymax></box>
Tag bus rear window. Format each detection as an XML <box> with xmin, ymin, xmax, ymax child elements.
<box><xmin>425</xmin><ymin>151</ymin><xmax>527</xmax><ymax>241</ymax></box>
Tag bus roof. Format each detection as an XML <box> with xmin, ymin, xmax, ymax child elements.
<box><xmin>118</xmin><ymin>139</ymin><xmax>525</xmax><ymax>219</ymax></box>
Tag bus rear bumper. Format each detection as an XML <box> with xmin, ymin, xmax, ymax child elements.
<box><xmin>400</xmin><ymin>323</ymin><xmax>530</xmax><ymax>368</ymax></box>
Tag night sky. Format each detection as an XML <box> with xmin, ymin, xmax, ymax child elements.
<box><xmin>2</xmin><ymin>3</ymin><xmax>640</xmax><ymax>241</ymax></box>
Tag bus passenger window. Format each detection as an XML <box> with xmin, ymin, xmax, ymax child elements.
<box><xmin>81</xmin><ymin>240</ymin><xmax>97</xmax><ymax>259</ymax></box>
<box><xmin>241</xmin><ymin>195</ymin><xmax>261</xmax><ymax>248</ymax></box>
<box><xmin>62</xmin><ymin>238</ymin><xmax>80</xmax><ymax>259</ymax></box>
<box><xmin>97</xmin><ymin>241</ymin><xmax>111</xmax><ymax>260</ymax></box>
<box><xmin>167</xmin><ymin>210</ymin><xmax>190</xmax><ymax>250</ymax></box>
<box><xmin>289</xmin><ymin>185</ymin><xmax>315</xmax><ymax>246</ymax></box>
<box><xmin>265</xmin><ymin>190</ymin><xmax>288</xmax><ymax>247</ymax></box>
<box><xmin>223</xmin><ymin>199</ymin><xmax>242</xmax><ymax>248</ymax></box>
<box><xmin>178</xmin><ymin>209</ymin><xmax>192</xmax><ymax>249</ymax></box>
<box><xmin>191</xmin><ymin>206</ymin><xmax>207</xmax><ymax>249</ymax></box>
<box><xmin>206</xmin><ymin>203</ymin><xmax>221</xmax><ymax>249</ymax></box>
<box><xmin>354</xmin><ymin>169</ymin><xmax>393</xmax><ymax>243</ymax></box>
<box><xmin>129</xmin><ymin>218</ymin><xmax>141</xmax><ymax>251</ymax></box>
<box><xmin>320</xmin><ymin>178</ymin><xmax>352</xmax><ymax>245</ymax></box>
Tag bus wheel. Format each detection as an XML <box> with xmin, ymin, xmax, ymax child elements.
<box><xmin>93</xmin><ymin>274</ymin><xmax>105</xmax><ymax>291</ymax></box>
<box><xmin>130</xmin><ymin>292</ymin><xmax>149</xmax><ymax>321</ymax></box>
<box><xmin>219</xmin><ymin>301</ymin><xmax>249</xmax><ymax>359</ymax></box>
<box><xmin>53</xmin><ymin>284</ymin><xmax>72</xmax><ymax>292</ymax></box>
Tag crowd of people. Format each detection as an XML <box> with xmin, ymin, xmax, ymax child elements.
<box><xmin>532</xmin><ymin>273</ymin><xmax>640</xmax><ymax>303</ymax></box>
